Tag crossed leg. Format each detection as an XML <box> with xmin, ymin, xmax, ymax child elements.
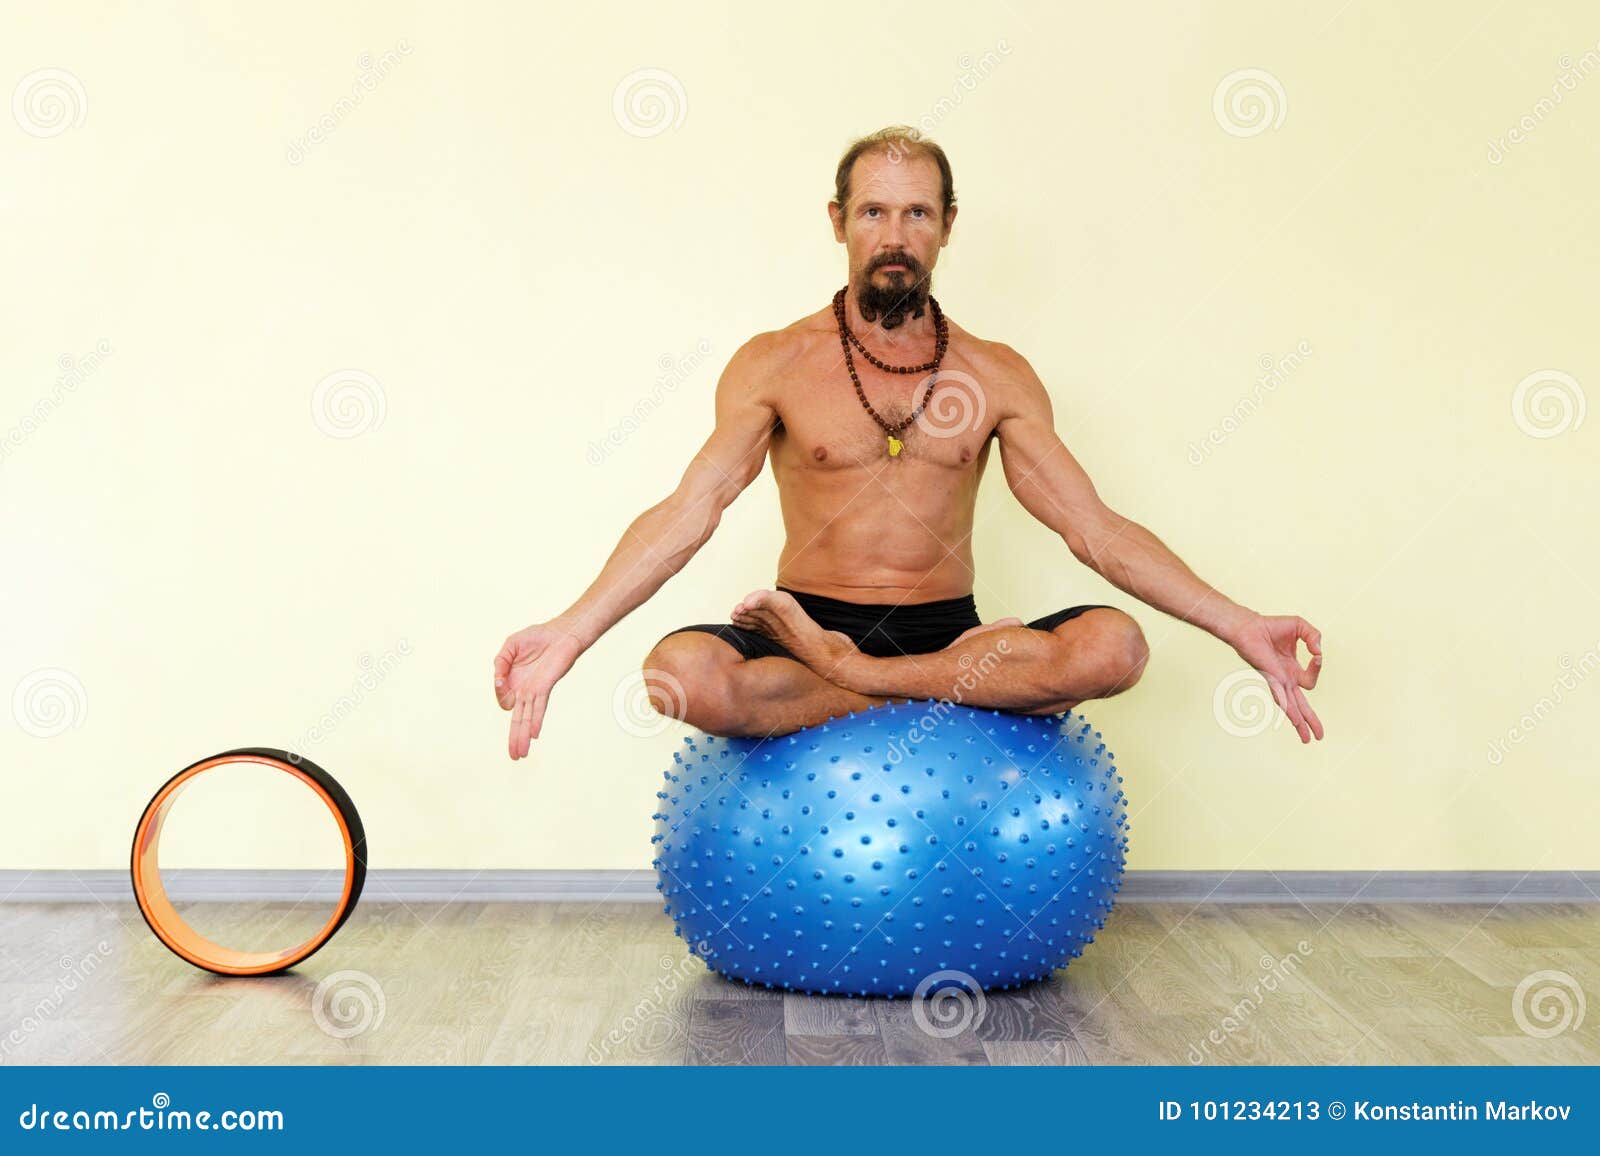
<box><xmin>642</xmin><ymin>591</ymin><xmax>1149</xmax><ymax>738</ymax></box>
<box><xmin>642</xmin><ymin>635</ymin><xmax>891</xmax><ymax>738</ymax></box>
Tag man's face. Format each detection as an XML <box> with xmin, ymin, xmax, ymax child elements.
<box><xmin>830</xmin><ymin>150</ymin><xmax>955</xmax><ymax>321</ymax></box>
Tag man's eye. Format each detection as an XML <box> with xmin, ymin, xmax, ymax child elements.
<box><xmin>864</xmin><ymin>207</ymin><xmax>879</xmax><ymax>217</ymax></box>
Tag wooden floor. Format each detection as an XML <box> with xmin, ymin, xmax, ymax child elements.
<box><xmin>2</xmin><ymin>900</ymin><xmax>1597</xmax><ymax>1065</ymax></box>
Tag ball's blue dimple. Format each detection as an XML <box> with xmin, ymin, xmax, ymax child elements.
<box><xmin>652</xmin><ymin>701</ymin><xmax>1129</xmax><ymax>998</ymax></box>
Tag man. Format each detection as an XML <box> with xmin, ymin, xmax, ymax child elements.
<box><xmin>494</xmin><ymin>126</ymin><xmax>1324</xmax><ymax>758</ymax></box>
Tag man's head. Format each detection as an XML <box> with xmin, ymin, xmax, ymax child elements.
<box><xmin>828</xmin><ymin>126</ymin><xmax>957</xmax><ymax>329</ymax></box>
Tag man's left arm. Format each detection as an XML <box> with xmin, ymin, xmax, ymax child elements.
<box><xmin>989</xmin><ymin>347</ymin><xmax>1324</xmax><ymax>743</ymax></box>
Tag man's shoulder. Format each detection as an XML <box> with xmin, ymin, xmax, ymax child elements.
<box><xmin>946</xmin><ymin>326</ymin><xmax>1042</xmax><ymax>409</ymax></box>
<box><xmin>948</xmin><ymin>322</ymin><xmax>1033</xmax><ymax>379</ymax></box>
<box><xmin>736</xmin><ymin>304</ymin><xmax>832</xmax><ymax>349</ymax></box>
<box><xmin>945</xmin><ymin>325</ymin><xmax>1052</xmax><ymax>431</ymax></box>
<box><xmin>729</xmin><ymin>309</ymin><xmax>835</xmax><ymax>368</ymax></box>
<box><xmin>769</xmin><ymin>306</ymin><xmax>838</xmax><ymax>350</ymax></box>
<box><xmin>711</xmin><ymin>313</ymin><xmax>831</xmax><ymax>406</ymax></box>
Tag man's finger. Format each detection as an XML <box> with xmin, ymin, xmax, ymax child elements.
<box><xmin>1265</xmin><ymin>675</ymin><xmax>1297</xmax><ymax>736</ymax></box>
<box><xmin>1298</xmin><ymin>617</ymin><xmax>1323</xmax><ymax>657</ymax></box>
<box><xmin>1269</xmin><ymin>675</ymin><xmax>1309</xmax><ymax>744</ymax></box>
<box><xmin>528</xmin><ymin>688</ymin><xmax>550</xmax><ymax>742</ymax></box>
<box><xmin>509</xmin><ymin>693</ymin><xmax>527</xmax><ymax>759</ymax></box>
<box><xmin>494</xmin><ymin>647</ymin><xmax>515</xmax><ymax>708</ymax></box>
<box><xmin>495</xmin><ymin>662</ymin><xmax>515</xmax><ymax>711</ymax></box>
<box><xmin>514</xmin><ymin>690</ymin><xmax>539</xmax><ymax>759</ymax></box>
<box><xmin>1293</xmin><ymin>684</ymin><xmax>1324</xmax><ymax>741</ymax></box>
<box><xmin>1298</xmin><ymin>618</ymin><xmax>1323</xmax><ymax>689</ymax></box>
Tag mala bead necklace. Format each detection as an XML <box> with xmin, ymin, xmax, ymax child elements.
<box><xmin>832</xmin><ymin>285</ymin><xmax>949</xmax><ymax>458</ymax></box>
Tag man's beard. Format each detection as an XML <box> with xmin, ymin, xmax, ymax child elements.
<box><xmin>856</xmin><ymin>253</ymin><xmax>931</xmax><ymax>330</ymax></box>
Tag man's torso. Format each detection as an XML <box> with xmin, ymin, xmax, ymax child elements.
<box><xmin>759</xmin><ymin>305</ymin><xmax>1018</xmax><ymax>604</ymax></box>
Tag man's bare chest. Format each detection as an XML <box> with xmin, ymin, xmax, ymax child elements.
<box><xmin>769</xmin><ymin>357</ymin><xmax>996</xmax><ymax>470</ymax></box>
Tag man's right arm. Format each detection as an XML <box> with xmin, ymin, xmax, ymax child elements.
<box><xmin>555</xmin><ymin>333</ymin><xmax>780</xmax><ymax>648</ymax></box>
<box><xmin>495</xmin><ymin>333</ymin><xmax>781</xmax><ymax>756</ymax></box>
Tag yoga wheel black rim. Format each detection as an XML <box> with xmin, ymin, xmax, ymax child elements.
<box><xmin>129</xmin><ymin>747</ymin><xmax>367</xmax><ymax>976</ymax></box>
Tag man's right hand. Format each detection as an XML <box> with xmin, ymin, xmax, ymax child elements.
<box><xmin>495</xmin><ymin>622</ymin><xmax>587</xmax><ymax>759</ymax></box>
<box><xmin>491</xmin><ymin>336</ymin><xmax>778</xmax><ymax>759</ymax></box>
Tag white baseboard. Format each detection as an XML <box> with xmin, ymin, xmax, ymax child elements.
<box><xmin>4</xmin><ymin>869</ymin><xmax>1597</xmax><ymax>904</ymax></box>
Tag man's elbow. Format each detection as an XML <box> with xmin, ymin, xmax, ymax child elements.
<box><xmin>1064</xmin><ymin>508</ymin><xmax>1124</xmax><ymax>567</ymax></box>
<box><xmin>664</xmin><ymin>486</ymin><xmax>731</xmax><ymax>552</ymax></box>
<box><xmin>1064</xmin><ymin>529</ymin><xmax>1098</xmax><ymax>567</ymax></box>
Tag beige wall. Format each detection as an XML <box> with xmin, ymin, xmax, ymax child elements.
<box><xmin>4</xmin><ymin>2</ymin><xmax>1596</xmax><ymax>873</ymax></box>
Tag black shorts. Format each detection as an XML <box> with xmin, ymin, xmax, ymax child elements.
<box><xmin>657</xmin><ymin>585</ymin><xmax>1118</xmax><ymax>662</ymax></box>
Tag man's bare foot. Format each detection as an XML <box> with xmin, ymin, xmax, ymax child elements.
<box><xmin>949</xmin><ymin>616</ymin><xmax>1023</xmax><ymax>645</ymax></box>
<box><xmin>730</xmin><ymin>589</ymin><xmax>859</xmax><ymax>679</ymax></box>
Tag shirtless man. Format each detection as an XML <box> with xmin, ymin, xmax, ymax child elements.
<box><xmin>494</xmin><ymin>126</ymin><xmax>1324</xmax><ymax>758</ymax></box>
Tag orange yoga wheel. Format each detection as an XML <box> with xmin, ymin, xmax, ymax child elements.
<box><xmin>130</xmin><ymin>747</ymin><xmax>367</xmax><ymax>976</ymax></box>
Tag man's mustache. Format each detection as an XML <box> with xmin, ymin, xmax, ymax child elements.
<box><xmin>870</xmin><ymin>252</ymin><xmax>922</xmax><ymax>273</ymax></box>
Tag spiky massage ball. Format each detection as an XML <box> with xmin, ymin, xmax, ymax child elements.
<box><xmin>652</xmin><ymin>700</ymin><xmax>1128</xmax><ymax>997</ymax></box>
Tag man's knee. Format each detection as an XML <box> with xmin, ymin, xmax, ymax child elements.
<box><xmin>641</xmin><ymin>632</ymin><xmax>740</xmax><ymax>731</ymax></box>
<box><xmin>1057</xmin><ymin>608</ymin><xmax>1149</xmax><ymax>698</ymax></box>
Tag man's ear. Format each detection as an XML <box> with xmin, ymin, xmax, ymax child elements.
<box><xmin>940</xmin><ymin>204</ymin><xmax>958</xmax><ymax>245</ymax></box>
<box><xmin>828</xmin><ymin>200</ymin><xmax>847</xmax><ymax>243</ymax></box>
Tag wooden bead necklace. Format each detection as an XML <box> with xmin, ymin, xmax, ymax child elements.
<box><xmin>832</xmin><ymin>286</ymin><xmax>949</xmax><ymax>458</ymax></box>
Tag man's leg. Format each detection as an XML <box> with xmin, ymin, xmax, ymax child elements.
<box><xmin>729</xmin><ymin>590</ymin><xmax>1149</xmax><ymax>714</ymax></box>
<box><xmin>641</xmin><ymin>630</ymin><xmax>895</xmax><ymax>738</ymax></box>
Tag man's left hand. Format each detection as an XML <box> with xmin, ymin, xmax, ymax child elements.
<box><xmin>1229</xmin><ymin>614</ymin><xmax>1325</xmax><ymax>743</ymax></box>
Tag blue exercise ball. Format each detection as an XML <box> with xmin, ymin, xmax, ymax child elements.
<box><xmin>651</xmin><ymin>699</ymin><xmax>1129</xmax><ymax>997</ymax></box>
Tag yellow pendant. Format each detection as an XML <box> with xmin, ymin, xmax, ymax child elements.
<box><xmin>887</xmin><ymin>434</ymin><xmax>904</xmax><ymax>457</ymax></box>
